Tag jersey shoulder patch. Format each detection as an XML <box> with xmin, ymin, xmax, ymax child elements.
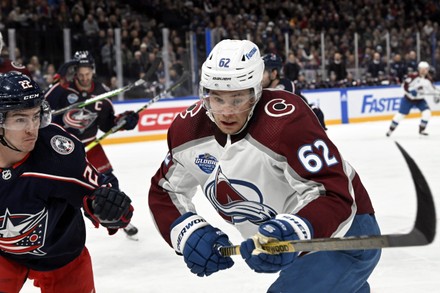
<box><xmin>50</xmin><ymin>135</ymin><xmax>75</xmax><ymax>155</ymax></box>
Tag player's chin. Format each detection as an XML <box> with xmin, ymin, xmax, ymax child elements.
<box><xmin>217</xmin><ymin>122</ymin><xmax>241</xmax><ymax>134</ymax></box>
<box><xmin>21</xmin><ymin>140</ymin><xmax>37</xmax><ymax>151</ymax></box>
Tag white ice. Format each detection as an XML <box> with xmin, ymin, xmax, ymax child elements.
<box><xmin>21</xmin><ymin>117</ymin><xmax>440</xmax><ymax>293</ymax></box>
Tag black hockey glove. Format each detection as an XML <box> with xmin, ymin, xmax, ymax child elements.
<box><xmin>115</xmin><ymin>111</ymin><xmax>139</xmax><ymax>130</ymax></box>
<box><xmin>83</xmin><ymin>187</ymin><xmax>133</xmax><ymax>235</ymax></box>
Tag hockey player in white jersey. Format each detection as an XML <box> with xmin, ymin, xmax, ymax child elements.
<box><xmin>386</xmin><ymin>61</ymin><xmax>439</xmax><ymax>136</ymax></box>
<box><xmin>148</xmin><ymin>39</ymin><xmax>381</xmax><ymax>292</ymax></box>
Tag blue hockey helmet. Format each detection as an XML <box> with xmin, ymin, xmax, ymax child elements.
<box><xmin>262</xmin><ymin>53</ymin><xmax>283</xmax><ymax>72</ymax></box>
<box><xmin>0</xmin><ymin>71</ymin><xmax>51</xmax><ymax>128</ymax></box>
<box><xmin>73</xmin><ymin>50</ymin><xmax>95</xmax><ymax>69</ymax></box>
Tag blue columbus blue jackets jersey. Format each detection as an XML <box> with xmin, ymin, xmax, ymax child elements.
<box><xmin>0</xmin><ymin>124</ymin><xmax>103</xmax><ymax>271</ymax></box>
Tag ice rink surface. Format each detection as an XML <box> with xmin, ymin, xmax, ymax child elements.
<box><xmin>21</xmin><ymin>116</ymin><xmax>440</xmax><ymax>293</ymax></box>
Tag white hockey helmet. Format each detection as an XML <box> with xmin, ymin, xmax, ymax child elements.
<box><xmin>418</xmin><ymin>61</ymin><xmax>429</xmax><ymax>69</ymax></box>
<box><xmin>199</xmin><ymin>39</ymin><xmax>264</xmax><ymax>101</ymax></box>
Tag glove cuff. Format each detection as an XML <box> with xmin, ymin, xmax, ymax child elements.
<box><xmin>275</xmin><ymin>214</ymin><xmax>313</xmax><ymax>240</ymax></box>
<box><xmin>170</xmin><ymin>212</ymin><xmax>209</xmax><ymax>254</ymax></box>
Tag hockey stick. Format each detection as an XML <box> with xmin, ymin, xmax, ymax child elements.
<box><xmin>51</xmin><ymin>55</ymin><xmax>163</xmax><ymax>116</ymax></box>
<box><xmin>123</xmin><ymin>223</ymin><xmax>139</xmax><ymax>241</ymax></box>
<box><xmin>219</xmin><ymin>142</ymin><xmax>436</xmax><ymax>256</ymax></box>
<box><xmin>85</xmin><ymin>72</ymin><xmax>190</xmax><ymax>152</ymax></box>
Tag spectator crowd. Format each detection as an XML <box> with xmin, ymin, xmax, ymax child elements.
<box><xmin>1</xmin><ymin>0</ymin><xmax>440</xmax><ymax>97</ymax></box>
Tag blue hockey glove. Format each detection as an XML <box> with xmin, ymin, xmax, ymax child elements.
<box><xmin>240</xmin><ymin>214</ymin><xmax>313</xmax><ymax>273</ymax></box>
<box><xmin>83</xmin><ymin>187</ymin><xmax>133</xmax><ymax>235</ymax></box>
<box><xmin>115</xmin><ymin>111</ymin><xmax>139</xmax><ymax>130</ymax></box>
<box><xmin>170</xmin><ymin>212</ymin><xmax>234</xmax><ymax>277</ymax></box>
<box><xmin>409</xmin><ymin>90</ymin><xmax>417</xmax><ymax>97</ymax></box>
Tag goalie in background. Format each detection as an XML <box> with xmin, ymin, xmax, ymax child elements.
<box><xmin>148</xmin><ymin>39</ymin><xmax>381</xmax><ymax>293</ymax></box>
<box><xmin>386</xmin><ymin>61</ymin><xmax>440</xmax><ymax>137</ymax></box>
<box><xmin>0</xmin><ymin>71</ymin><xmax>133</xmax><ymax>292</ymax></box>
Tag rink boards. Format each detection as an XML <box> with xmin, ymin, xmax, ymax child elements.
<box><xmin>104</xmin><ymin>84</ymin><xmax>440</xmax><ymax>145</ymax></box>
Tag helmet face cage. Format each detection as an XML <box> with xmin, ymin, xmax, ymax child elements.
<box><xmin>199</xmin><ymin>39</ymin><xmax>264</xmax><ymax>115</ymax></box>
<box><xmin>0</xmin><ymin>71</ymin><xmax>50</xmax><ymax>129</ymax></box>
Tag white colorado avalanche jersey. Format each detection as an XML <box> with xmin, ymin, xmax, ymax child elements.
<box><xmin>403</xmin><ymin>72</ymin><xmax>437</xmax><ymax>100</ymax></box>
<box><xmin>149</xmin><ymin>89</ymin><xmax>374</xmax><ymax>246</ymax></box>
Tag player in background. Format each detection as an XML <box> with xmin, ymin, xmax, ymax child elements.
<box><xmin>45</xmin><ymin>51</ymin><xmax>140</xmax><ymax>238</ymax></box>
<box><xmin>0</xmin><ymin>32</ymin><xmax>31</xmax><ymax>76</ymax></box>
<box><xmin>386</xmin><ymin>61</ymin><xmax>440</xmax><ymax>137</ymax></box>
<box><xmin>0</xmin><ymin>71</ymin><xmax>133</xmax><ymax>292</ymax></box>
<box><xmin>148</xmin><ymin>39</ymin><xmax>381</xmax><ymax>292</ymax></box>
<box><xmin>261</xmin><ymin>53</ymin><xmax>327</xmax><ymax>130</ymax></box>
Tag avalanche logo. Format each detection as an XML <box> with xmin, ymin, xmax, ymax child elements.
<box><xmin>50</xmin><ymin>135</ymin><xmax>75</xmax><ymax>155</ymax></box>
<box><xmin>195</xmin><ymin>153</ymin><xmax>217</xmax><ymax>174</ymax></box>
<box><xmin>0</xmin><ymin>208</ymin><xmax>48</xmax><ymax>256</ymax></box>
<box><xmin>62</xmin><ymin>108</ymin><xmax>98</xmax><ymax>133</ymax></box>
<box><xmin>205</xmin><ymin>166</ymin><xmax>276</xmax><ymax>224</ymax></box>
<box><xmin>265</xmin><ymin>98</ymin><xmax>295</xmax><ymax>117</ymax></box>
<box><xmin>179</xmin><ymin>102</ymin><xmax>203</xmax><ymax>119</ymax></box>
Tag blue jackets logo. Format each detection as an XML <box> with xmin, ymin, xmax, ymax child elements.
<box><xmin>195</xmin><ymin>153</ymin><xmax>217</xmax><ymax>174</ymax></box>
<box><xmin>0</xmin><ymin>208</ymin><xmax>48</xmax><ymax>255</ymax></box>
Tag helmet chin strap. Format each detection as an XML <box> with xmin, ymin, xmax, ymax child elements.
<box><xmin>0</xmin><ymin>129</ymin><xmax>22</xmax><ymax>152</ymax></box>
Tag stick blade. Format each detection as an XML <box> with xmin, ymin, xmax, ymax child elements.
<box><xmin>394</xmin><ymin>141</ymin><xmax>436</xmax><ymax>244</ymax></box>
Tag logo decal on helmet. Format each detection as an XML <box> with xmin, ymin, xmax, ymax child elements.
<box><xmin>50</xmin><ymin>135</ymin><xmax>75</xmax><ymax>155</ymax></box>
<box><xmin>245</xmin><ymin>47</ymin><xmax>257</xmax><ymax>59</ymax></box>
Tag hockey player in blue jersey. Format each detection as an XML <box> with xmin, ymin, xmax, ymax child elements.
<box><xmin>0</xmin><ymin>71</ymin><xmax>134</xmax><ymax>292</ymax></box>
<box><xmin>46</xmin><ymin>51</ymin><xmax>139</xmax><ymax>239</ymax></box>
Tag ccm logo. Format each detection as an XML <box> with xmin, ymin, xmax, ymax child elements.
<box><xmin>138</xmin><ymin>107</ymin><xmax>187</xmax><ymax>131</ymax></box>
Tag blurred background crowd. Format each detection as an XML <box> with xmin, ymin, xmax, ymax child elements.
<box><xmin>1</xmin><ymin>0</ymin><xmax>440</xmax><ymax>99</ymax></box>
